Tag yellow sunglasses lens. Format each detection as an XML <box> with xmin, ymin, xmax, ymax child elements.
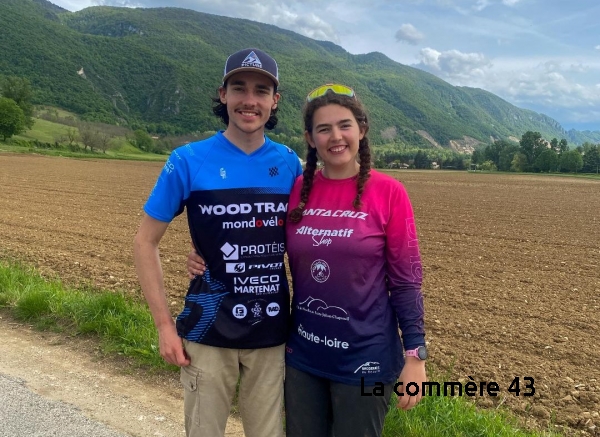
<box><xmin>306</xmin><ymin>84</ymin><xmax>355</xmax><ymax>102</ymax></box>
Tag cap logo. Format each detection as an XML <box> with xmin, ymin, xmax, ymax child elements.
<box><xmin>241</xmin><ymin>51</ymin><xmax>262</xmax><ymax>69</ymax></box>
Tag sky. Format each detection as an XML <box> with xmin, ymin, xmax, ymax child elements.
<box><xmin>50</xmin><ymin>0</ymin><xmax>600</xmax><ymax>132</ymax></box>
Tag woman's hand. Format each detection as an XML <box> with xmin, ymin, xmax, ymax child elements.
<box><xmin>396</xmin><ymin>357</ymin><xmax>427</xmax><ymax>410</ymax></box>
<box><xmin>187</xmin><ymin>242</ymin><xmax>206</xmax><ymax>279</ymax></box>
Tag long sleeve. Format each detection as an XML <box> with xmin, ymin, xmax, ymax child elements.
<box><xmin>385</xmin><ymin>183</ymin><xmax>425</xmax><ymax>350</ymax></box>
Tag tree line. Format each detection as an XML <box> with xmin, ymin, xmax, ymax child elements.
<box><xmin>2</xmin><ymin>75</ymin><xmax>598</xmax><ymax>172</ymax></box>
<box><xmin>471</xmin><ymin>131</ymin><xmax>600</xmax><ymax>174</ymax></box>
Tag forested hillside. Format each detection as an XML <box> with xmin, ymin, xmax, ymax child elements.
<box><xmin>2</xmin><ymin>0</ymin><xmax>599</xmax><ymax>146</ymax></box>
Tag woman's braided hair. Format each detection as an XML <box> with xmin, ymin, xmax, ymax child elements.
<box><xmin>289</xmin><ymin>91</ymin><xmax>371</xmax><ymax>223</ymax></box>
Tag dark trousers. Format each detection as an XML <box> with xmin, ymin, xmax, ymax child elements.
<box><xmin>285</xmin><ymin>365</ymin><xmax>394</xmax><ymax>437</ymax></box>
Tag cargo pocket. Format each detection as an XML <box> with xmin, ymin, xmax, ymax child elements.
<box><xmin>180</xmin><ymin>366</ymin><xmax>201</xmax><ymax>428</ymax></box>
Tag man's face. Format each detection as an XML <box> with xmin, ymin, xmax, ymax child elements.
<box><xmin>219</xmin><ymin>72</ymin><xmax>280</xmax><ymax>137</ymax></box>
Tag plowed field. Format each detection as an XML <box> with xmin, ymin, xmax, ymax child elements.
<box><xmin>1</xmin><ymin>153</ymin><xmax>598</xmax><ymax>436</ymax></box>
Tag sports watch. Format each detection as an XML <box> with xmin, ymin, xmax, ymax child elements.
<box><xmin>405</xmin><ymin>346</ymin><xmax>428</xmax><ymax>360</ymax></box>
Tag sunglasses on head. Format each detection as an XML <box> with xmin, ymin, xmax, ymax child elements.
<box><xmin>306</xmin><ymin>83</ymin><xmax>356</xmax><ymax>102</ymax></box>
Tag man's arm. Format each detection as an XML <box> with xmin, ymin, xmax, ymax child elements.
<box><xmin>133</xmin><ymin>214</ymin><xmax>190</xmax><ymax>367</ymax></box>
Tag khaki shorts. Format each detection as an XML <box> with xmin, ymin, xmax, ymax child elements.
<box><xmin>181</xmin><ymin>340</ymin><xmax>285</xmax><ymax>437</ymax></box>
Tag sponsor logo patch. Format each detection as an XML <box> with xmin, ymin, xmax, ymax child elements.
<box><xmin>311</xmin><ymin>259</ymin><xmax>330</xmax><ymax>283</ymax></box>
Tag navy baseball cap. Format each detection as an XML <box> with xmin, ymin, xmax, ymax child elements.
<box><xmin>222</xmin><ymin>48</ymin><xmax>279</xmax><ymax>87</ymax></box>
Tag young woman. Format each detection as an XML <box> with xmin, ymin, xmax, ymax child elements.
<box><xmin>283</xmin><ymin>84</ymin><xmax>427</xmax><ymax>437</ymax></box>
<box><xmin>187</xmin><ymin>84</ymin><xmax>427</xmax><ymax>437</ymax></box>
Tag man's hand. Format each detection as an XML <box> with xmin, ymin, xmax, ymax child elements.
<box><xmin>396</xmin><ymin>357</ymin><xmax>427</xmax><ymax>410</ymax></box>
<box><xmin>187</xmin><ymin>242</ymin><xmax>206</xmax><ymax>279</ymax></box>
<box><xmin>158</xmin><ymin>323</ymin><xmax>191</xmax><ymax>367</ymax></box>
<box><xmin>134</xmin><ymin>215</ymin><xmax>189</xmax><ymax>366</ymax></box>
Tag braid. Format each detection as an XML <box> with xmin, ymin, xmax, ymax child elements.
<box><xmin>289</xmin><ymin>147</ymin><xmax>318</xmax><ymax>223</ymax></box>
<box><xmin>353</xmin><ymin>136</ymin><xmax>372</xmax><ymax>209</ymax></box>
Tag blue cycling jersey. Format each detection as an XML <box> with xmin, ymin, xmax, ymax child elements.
<box><xmin>144</xmin><ymin>131</ymin><xmax>302</xmax><ymax>348</ymax></box>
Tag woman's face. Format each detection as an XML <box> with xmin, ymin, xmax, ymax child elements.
<box><xmin>305</xmin><ymin>103</ymin><xmax>365</xmax><ymax>179</ymax></box>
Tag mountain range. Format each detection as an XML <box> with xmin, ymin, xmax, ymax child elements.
<box><xmin>1</xmin><ymin>0</ymin><xmax>599</xmax><ymax>148</ymax></box>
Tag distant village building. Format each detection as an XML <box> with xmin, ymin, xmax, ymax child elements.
<box><xmin>387</xmin><ymin>161</ymin><xmax>409</xmax><ymax>169</ymax></box>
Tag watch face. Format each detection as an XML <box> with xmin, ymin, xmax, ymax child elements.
<box><xmin>418</xmin><ymin>346</ymin><xmax>428</xmax><ymax>360</ymax></box>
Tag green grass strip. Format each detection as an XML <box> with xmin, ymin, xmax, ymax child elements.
<box><xmin>0</xmin><ymin>260</ymin><xmax>170</xmax><ymax>369</ymax></box>
<box><xmin>382</xmin><ymin>388</ymin><xmax>561</xmax><ymax>437</ymax></box>
<box><xmin>0</xmin><ymin>261</ymin><xmax>562</xmax><ymax>436</ymax></box>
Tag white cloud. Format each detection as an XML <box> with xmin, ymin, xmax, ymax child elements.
<box><xmin>92</xmin><ymin>0</ymin><xmax>340</xmax><ymax>41</ymax></box>
<box><xmin>595</xmin><ymin>45</ymin><xmax>600</xmax><ymax>50</ymax></box>
<box><xmin>270</xmin><ymin>10</ymin><xmax>339</xmax><ymax>42</ymax></box>
<box><xmin>417</xmin><ymin>48</ymin><xmax>441</xmax><ymax>70</ymax></box>
<box><xmin>565</xmin><ymin>109</ymin><xmax>600</xmax><ymax>125</ymax></box>
<box><xmin>416</xmin><ymin>48</ymin><xmax>491</xmax><ymax>82</ymax></box>
<box><xmin>474</xmin><ymin>0</ymin><xmax>490</xmax><ymax>12</ymax></box>
<box><xmin>501</xmin><ymin>64</ymin><xmax>600</xmax><ymax>109</ymax></box>
<box><xmin>413</xmin><ymin>48</ymin><xmax>600</xmax><ymax>127</ymax></box>
<box><xmin>50</xmin><ymin>0</ymin><xmax>95</xmax><ymax>10</ymax></box>
<box><xmin>97</xmin><ymin>0</ymin><xmax>144</xmax><ymax>6</ymax></box>
<box><xmin>439</xmin><ymin>0</ymin><xmax>521</xmax><ymax>10</ymax></box>
<box><xmin>395</xmin><ymin>24</ymin><xmax>424</xmax><ymax>45</ymax></box>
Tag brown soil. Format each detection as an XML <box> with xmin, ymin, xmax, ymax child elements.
<box><xmin>1</xmin><ymin>153</ymin><xmax>599</xmax><ymax>436</ymax></box>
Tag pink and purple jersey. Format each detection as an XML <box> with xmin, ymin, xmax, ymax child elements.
<box><xmin>285</xmin><ymin>170</ymin><xmax>425</xmax><ymax>385</ymax></box>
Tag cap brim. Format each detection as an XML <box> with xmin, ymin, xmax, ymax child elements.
<box><xmin>223</xmin><ymin>67</ymin><xmax>279</xmax><ymax>87</ymax></box>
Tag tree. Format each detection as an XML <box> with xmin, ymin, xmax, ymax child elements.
<box><xmin>484</xmin><ymin>140</ymin><xmax>507</xmax><ymax>168</ymax></box>
<box><xmin>56</xmin><ymin>127</ymin><xmax>79</xmax><ymax>147</ymax></box>
<box><xmin>549</xmin><ymin>138</ymin><xmax>567</xmax><ymax>154</ymax></box>
<box><xmin>559</xmin><ymin>139</ymin><xmax>568</xmax><ymax>154</ymax></box>
<box><xmin>66</xmin><ymin>127</ymin><xmax>78</xmax><ymax>146</ymax></box>
<box><xmin>582</xmin><ymin>143</ymin><xmax>600</xmax><ymax>174</ymax></box>
<box><xmin>97</xmin><ymin>132</ymin><xmax>113</xmax><ymax>153</ymax></box>
<box><xmin>78</xmin><ymin>122</ymin><xmax>99</xmax><ymax>152</ymax></box>
<box><xmin>414</xmin><ymin>150</ymin><xmax>430</xmax><ymax>169</ymax></box>
<box><xmin>534</xmin><ymin>149</ymin><xmax>559</xmax><ymax>172</ymax></box>
<box><xmin>471</xmin><ymin>148</ymin><xmax>485</xmax><ymax>165</ymax></box>
<box><xmin>154</xmin><ymin>138</ymin><xmax>173</xmax><ymax>154</ymax></box>
<box><xmin>511</xmin><ymin>152</ymin><xmax>528</xmax><ymax>172</ymax></box>
<box><xmin>129</xmin><ymin>129</ymin><xmax>153</xmax><ymax>152</ymax></box>
<box><xmin>498</xmin><ymin>144</ymin><xmax>520</xmax><ymax>171</ymax></box>
<box><xmin>0</xmin><ymin>97</ymin><xmax>26</xmax><ymax>140</ymax></box>
<box><xmin>559</xmin><ymin>150</ymin><xmax>583</xmax><ymax>173</ymax></box>
<box><xmin>519</xmin><ymin>131</ymin><xmax>546</xmax><ymax>169</ymax></box>
<box><xmin>0</xmin><ymin>76</ymin><xmax>34</xmax><ymax>128</ymax></box>
<box><xmin>451</xmin><ymin>155</ymin><xmax>466</xmax><ymax>170</ymax></box>
<box><xmin>479</xmin><ymin>160</ymin><xmax>497</xmax><ymax>171</ymax></box>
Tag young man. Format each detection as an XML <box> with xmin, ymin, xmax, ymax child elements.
<box><xmin>133</xmin><ymin>48</ymin><xmax>302</xmax><ymax>437</ymax></box>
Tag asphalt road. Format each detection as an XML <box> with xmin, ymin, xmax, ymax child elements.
<box><xmin>0</xmin><ymin>317</ymin><xmax>242</xmax><ymax>437</ymax></box>
<box><xmin>0</xmin><ymin>373</ymin><xmax>128</xmax><ymax>437</ymax></box>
